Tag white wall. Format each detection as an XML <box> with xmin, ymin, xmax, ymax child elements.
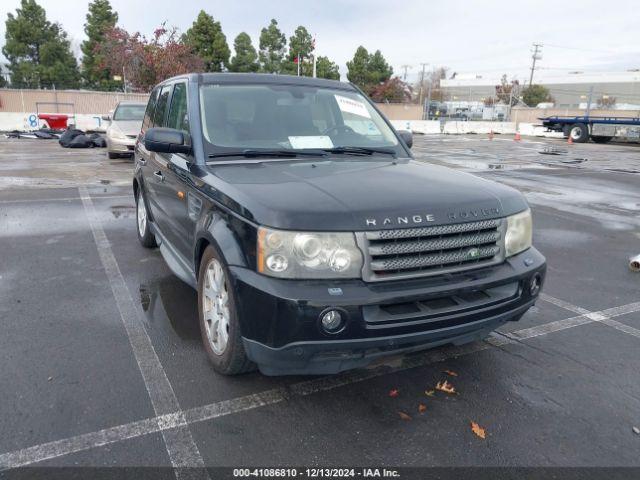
<box><xmin>0</xmin><ymin>112</ymin><xmax>107</xmax><ymax>132</ymax></box>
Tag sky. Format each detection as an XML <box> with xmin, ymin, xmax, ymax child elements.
<box><xmin>1</xmin><ymin>0</ymin><xmax>639</xmax><ymax>83</ymax></box>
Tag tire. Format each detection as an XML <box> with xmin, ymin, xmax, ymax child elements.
<box><xmin>135</xmin><ymin>188</ymin><xmax>157</xmax><ymax>248</ymax></box>
<box><xmin>197</xmin><ymin>245</ymin><xmax>254</xmax><ymax>375</ymax></box>
<box><xmin>592</xmin><ymin>136</ymin><xmax>613</xmax><ymax>144</ymax></box>
<box><xmin>569</xmin><ymin>123</ymin><xmax>589</xmax><ymax>143</ymax></box>
<box><xmin>108</xmin><ymin>151</ymin><xmax>119</xmax><ymax>159</ymax></box>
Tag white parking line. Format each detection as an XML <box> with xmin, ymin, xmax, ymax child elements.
<box><xmin>77</xmin><ymin>187</ymin><xmax>207</xmax><ymax>479</ymax></box>
<box><xmin>540</xmin><ymin>294</ymin><xmax>640</xmax><ymax>339</ymax></box>
<box><xmin>0</xmin><ymin>194</ymin><xmax>130</xmax><ymax>204</ymax></box>
<box><xmin>5</xmin><ymin>293</ymin><xmax>640</xmax><ymax>470</ymax></box>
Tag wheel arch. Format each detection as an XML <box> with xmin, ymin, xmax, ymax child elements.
<box><xmin>194</xmin><ymin>212</ymin><xmax>250</xmax><ymax>279</ymax></box>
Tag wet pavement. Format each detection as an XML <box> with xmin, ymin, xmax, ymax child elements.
<box><xmin>1</xmin><ymin>135</ymin><xmax>639</xmax><ymax>475</ymax></box>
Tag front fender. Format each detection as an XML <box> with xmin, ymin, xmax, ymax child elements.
<box><xmin>194</xmin><ymin>210</ymin><xmax>251</xmax><ymax>274</ymax></box>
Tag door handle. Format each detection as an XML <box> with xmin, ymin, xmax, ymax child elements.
<box><xmin>154</xmin><ymin>170</ymin><xmax>165</xmax><ymax>181</ymax></box>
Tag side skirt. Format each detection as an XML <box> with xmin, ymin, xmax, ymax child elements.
<box><xmin>151</xmin><ymin>223</ymin><xmax>197</xmax><ymax>288</ymax></box>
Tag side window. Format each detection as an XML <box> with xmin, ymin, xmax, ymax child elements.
<box><xmin>152</xmin><ymin>85</ymin><xmax>172</xmax><ymax>127</ymax></box>
<box><xmin>166</xmin><ymin>83</ymin><xmax>189</xmax><ymax>133</ymax></box>
<box><xmin>142</xmin><ymin>87</ymin><xmax>160</xmax><ymax>131</ymax></box>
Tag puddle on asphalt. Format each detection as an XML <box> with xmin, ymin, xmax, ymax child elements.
<box><xmin>110</xmin><ymin>205</ymin><xmax>135</xmax><ymax>219</ymax></box>
<box><xmin>139</xmin><ymin>276</ymin><xmax>200</xmax><ymax>340</ymax></box>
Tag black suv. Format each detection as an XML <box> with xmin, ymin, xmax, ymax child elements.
<box><xmin>134</xmin><ymin>73</ymin><xmax>546</xmax><ymax>376</ymax></box>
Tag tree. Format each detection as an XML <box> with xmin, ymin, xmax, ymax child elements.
<box><xmin>81</xmin><ymin>0</ymin><xmax>118</xmax><ymax>89</ymax></box>
<box><xmin>96</xmin><ymin>25</ymin><xmax>204</xmax><ymax>92</ymax></box>
<box><xmin>258</xmin><ymin>19</ymin><xmax>286</xmax><ymax>73</ymax></box>
<box><xmin>492</xmin><ymin>74</ymin><xmax>520</xmax><ymax>106</ymax></box>
<box><xmin>346</xmin><ymin>47</ymin><xmax>393</xmax><ymax>92</ymax></box>
<box><xmin>183</xmin><ymin>10</ymin><xmax>229</xmax><ymax>72</ymax></box>
<box><xmin>368</xmin><ymin>77</ymin><xmax>411</xmax><ymax>103</ymax></box>
<box><xmin>3</xmin><ymin>0</ymin><xmax>80</xmax><ymax>89</ymax></box>
<box><xmin>367</xmin><ymin>50</ymin><xmax>393</xmax><ymax>84</ymax></box>
<box><xmin>346</xmin><ymin>46</ymin><xmax>370</xmax><ymax>87</ymax></box>
<box><xmin>229</xmin><ymin>32</ymin><xmax>259</xmax><ymax>73</ymax></box>
<box><xmin>597</xmin><ymin>95</ymin><xmax>616</xmax><ymax>108</ymax></box>
<box><xmin>315</xmin><ymin>56</ymin><xmax>339</xmax><ymax>80</ymax></box>
<box><xmin>282</xmin><ymin>25</ymin><xmax>314</xmax><ymax>75</ymax></box>
<box><xmin>522</xmin><ymin>84</ymin><xmax>553</xmax><ymax>107</ymax></box>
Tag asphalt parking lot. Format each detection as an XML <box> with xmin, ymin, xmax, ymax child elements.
<box><xmin>1</xmin><ymin>133</ymin><xmax>639</xmax><ymax>477</ymax></box>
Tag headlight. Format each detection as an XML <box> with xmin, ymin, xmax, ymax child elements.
<box><xmin>505</xmin><ymin>209</ymin><xmax>532</xmax><ymax>257</ymax></box>
<box><xmin>257</xmin><ymin>227</ymin><xmax>363</xmax><ymax>279</ymax></box>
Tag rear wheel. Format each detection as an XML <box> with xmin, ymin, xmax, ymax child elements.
<box><xmin>136</xmin><ymin>188</ymin><xmax>157</xmax><ymax>248</ymax></box>
<box><xmin>198</xmin><ymin>246</ymin><xmax>254</xmax><ymax>375</ymax></box>
<box><xmin>569</xmin><ymin>123</ymin><xmax>589</xmax><ymax>143</ymax></box>
<box><xmin>592</xmin><ymin>136</ymin><xmax>613</xmax><ymax>144</ymax></box>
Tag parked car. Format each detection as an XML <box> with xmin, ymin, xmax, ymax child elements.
<box><xmin>133</xmin><ymin>73</ymin><xmax>546</xmax><ymax>376</ymax></box>
<box><xmin>104</xmin><ymin>101</ymin><xmax>147</xmax><ymax>159</ymax></box>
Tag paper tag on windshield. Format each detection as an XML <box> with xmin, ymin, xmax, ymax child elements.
<box><xmin>334</xmin><ymin>95</ymin><xmax>371</xmax><ymax>118</ymax></box>
<box><xmin>288</xmin><ymin>135</ymin><xmax>334</xmax><ymax>149</ymax></box>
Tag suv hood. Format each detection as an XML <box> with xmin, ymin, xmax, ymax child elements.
<box><xmin>205</xmin><ymin>158</ymin><xmax>528</xmax><ymax>231</ymax></box>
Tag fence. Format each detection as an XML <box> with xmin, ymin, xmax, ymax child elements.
<box><xmin>0</xmin><ymin>88</ymin><xmax>149</xmax><ymax>114</ymax></box>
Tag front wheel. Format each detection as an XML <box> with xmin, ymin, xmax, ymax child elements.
<box><xmin>136</xmin><ymin>188</ymin><xmax>157</xmax><ymax>248</ymax></box>
<box><xmin>198</xmin><ymin>246</ymin><xmax>254</xmax><ymax>375</ymax></box>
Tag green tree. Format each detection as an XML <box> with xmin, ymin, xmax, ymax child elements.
<box><xmin>183</xmin><ymin>10</ymin><xmax>229</xmax><ymax>72</ymax></box>
<box><xmin>346</xmin><ymin>46</ymin><xmax>370</xmax><ymax>87</ymax></box>
<box><xmin>3</xmin><ymin>0</ymin><xmax>80</xmax><ymax>89</ymax></box>
<box><xmin>522</xmin><ymin>84</ymin><xmax>553</xmax><ymax>107</ymax></box>
<box><xmin>367</xmin><ymin>50</ymin><xmax>393</xmax><ymax>84</ymax></box>
<box><xmin>81</xmin><ymin>0</ymin><xmax>118</xmax><ymax>90</ymax></box>
<box><xmin>282</xmin><ymin>25</ymin><xmax>314</xmax><ymax>75</ymax></box>
<box><xmin>258</xmin><ymin>19</ymin><xmax>286</xmax><ymax>73</ymax></box>
<box><xmin>315</xmin><ymin>56</ymin><xmax>339</xmax><ymax>80</ymax></box>
<box><xmin>229</xmin><ymin>32</ymin><xmax>259</xmax><ymax>73</ymax></box>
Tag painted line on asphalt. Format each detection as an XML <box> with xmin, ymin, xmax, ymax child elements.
<box><xmin>540</xmin><ymin>294</ymin><xmax>640</xmax><ymax>340</ymax></box>
<box><xmin>0</xmin><ymin>194</ymin><xmax>130</xmax><ymax>204</ymax></box>
<box><xmin>76</xmin><ymin>186</ymin><xmax>207</xmax><ymax>479</ymax></box>
<box><xmin>6</xmin><ymin>293</ymin><xmax>640</xmax><ymax>470</ymax></box>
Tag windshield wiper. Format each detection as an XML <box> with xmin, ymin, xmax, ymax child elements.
<box><xmin>208</xmin><ymin>149</ymin><xmax>327</xmax><ymax>159</ymax></box>
<box><xmin>321</xmin><ymin>146</ymin><xmax>397</xmax><ymax>157</ymax></box>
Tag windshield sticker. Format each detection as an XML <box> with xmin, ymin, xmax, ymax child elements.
<box><xmin>334</xmin><ymin>95</ymin><xmax>371</xmax><ymax>118</ymax></box>
<box><xmin>288</xmin><ymin>135</ymin><xmax>334</xmax><ymax>149</ymax></box>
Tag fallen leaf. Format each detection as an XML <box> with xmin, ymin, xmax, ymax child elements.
<box><xmin>425</xmin><ymin>390</ymin><xmax>435</xmax><ymax>397</ymax></box>
<box><xmin>389</xmin><ymin>389</ymin><xmax>399</xmax><ymax>398</ymax></box>
<box><xmin>470</xmin><ymin>421</ymin><xmax>486</xmax><ymax>439</ymax></box>
<box><xmin>435</xmin><ymin>380</ymin><xmax>457</xmax><ymax>395</ymax></box>
<box><xmin>418</xmin><ymin>403</ymin><xmax>427</xmax><ymax>414</ymax></box>
<box><xmin>47</xmin><ymin>376</ymin><xmax>53</xmax><ymax>382</ymax></box>
<box><xmin>633</xmin><ymin>426</ymin><xmax>640</xmax><ymax>435</ymax></box>
<box><xmin>398</xmin><ymin>411</ymin><xmax>412</xmax><ymax>420</ymax></box>
<box><xmin>443</xmin><ymin>370</ymin><xmax>458</xmax><ymax>377</ymax></box>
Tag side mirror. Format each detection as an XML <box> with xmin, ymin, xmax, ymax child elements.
<box><xmin>398</xmin><ymin>130</ymin><xmax>413</xmax><ymax>149</ymax></box>
<box><xmin>145</xmin><ymin>127</ymin><xmax>191</xmax><ymax>154</ymax></box>
<box><xmin>101</xmin><ymin>115</ymin><xmax>111</xmax><ymax>121</ymax></box>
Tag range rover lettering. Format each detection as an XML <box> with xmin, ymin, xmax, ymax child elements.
<box><xmin>133</xmin><ymin>73</ymin><xmax>546</xmax><ymax>376</ymax></box>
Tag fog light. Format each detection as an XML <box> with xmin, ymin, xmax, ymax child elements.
<box><xmin>529</xmin><ymin>273</ymin><xmax>542</xmax><ymax>296</ymax></box>
<box><xmin>320</xmin><ymin>309</ymin><xmax>344</xmax><ymax>333</ymax></box>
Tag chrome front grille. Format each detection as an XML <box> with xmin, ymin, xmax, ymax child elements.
<box><xmin>358</xmin><ymin>218</ymin><xmax>505</xmax><ymax>281</ymax></box>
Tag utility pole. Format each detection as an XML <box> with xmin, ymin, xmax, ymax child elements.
<box><xmin>400</xmin><ymin>64</ymin><xmax>412</xmax><ymax>81</ymax></box>
<box><xmin>418</xmin><ymin>62</ymin><xmax>429</xmax><ymax>111</ymax></box>
<box><xmin>585</xmin><ymin>86</ymin><xmax>594</xmax><ymax>117</ymax></box>
<box><xmin>529</xmin><ymin>43</ymin><xmax>543</xmax><ymax>86</ymax></box>
<box><xmin>425</xmin><ymin>69</ymin><xmax>433</xmax><ymax>120</ymax></box>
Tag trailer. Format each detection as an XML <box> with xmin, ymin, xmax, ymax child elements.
<box><xmin>540</xmin><ymin>115</ymin><xmax>640</xmax><ymax>143</ymax></box>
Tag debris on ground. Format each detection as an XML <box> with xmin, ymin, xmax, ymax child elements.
<box><xmin>425</xmin><ymin>390</ymin><xmax>435</xmax><ymax>397</ymax></box>
<box><xmin>470</xmin><ymin>421</ymin><xmax>486</xmax><ymax>439</ymax></box>
<box><xmin>388</xmin><ymin>389</ymin><xmax>399</xmax><ymax>398</ymax></box>
<box><xmin>398</xmin><ymin>411</ymin><xmax>412</xmax><ymax>420</ymax></box>
<box><xmin>435</xmin><ymin>380</ymin><xmax>457</xmax><ymax>395</ymax></box>
<box><xmin>418</xmin><ymin>404</ymin><xmax>427</xmax><ymax>414</ymax></box>
<box><xmin>59</xmin><ymin>128</ymin><xmax>106</xmax><ymax>148</ymax></box>
<box><xmin>539</xmin><ymin>145</ymin><xmax>567</xmax><ymax>155</ymax></box>
<box><xmin>633</xmin><ymin>426</ymin><xmax>640</xmax><ymax>435</ymax></box>
<box><xmin>629</xmin><ymin>254</ymin><xmax>640</xmax><ymax>272</ymax></box>
<box><xmin>443</xmin><ymin>370</ymin><xmax>458</xmax><ymax>377</ymax></box>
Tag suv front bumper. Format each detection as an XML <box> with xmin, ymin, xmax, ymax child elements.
<box><xmin>230</xmin><ymin>248</ymin><xmax>545</xmax><ymax>375</ymax></box>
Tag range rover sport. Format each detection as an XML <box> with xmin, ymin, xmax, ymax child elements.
<box><xmin>133</xmin><ymin>73</ymin><xmax>546</xmax><ymax>375</ymax></box>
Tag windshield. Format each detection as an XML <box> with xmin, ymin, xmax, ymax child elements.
<box><xmin>199</xmin><ymin>84</ymin><xmax>402</xmax><ymax>156</ymax></box>
<box><xmin>113</xmin><ymin>104</ymin><xmax>146</xmax><ymax>121</ymax></box>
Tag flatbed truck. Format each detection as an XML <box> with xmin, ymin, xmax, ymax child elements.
<box><xmin>540</xmin><ymin>115</ymin><xmax>640</xmax><ymax>143</ymax></box>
